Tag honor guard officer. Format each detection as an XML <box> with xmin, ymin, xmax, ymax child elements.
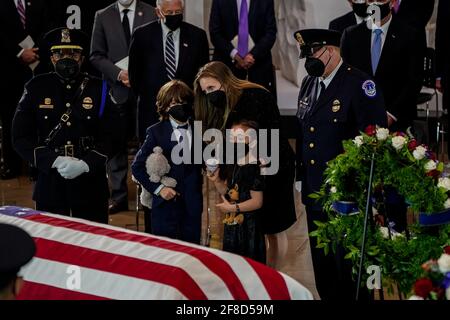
<box><xmin>0</xmin><ymin>223</ymin><xmax>36</xmax><ymax>300</ymax></box>
<box><xmin>293</xmin><ymin>29</ymin><xmax>387</xmax><ymax>301</ymax></box>
<box><xmin>12</xmin><ymin>28</ymin><xmax>115</xmax><ymax>224</ymax></box>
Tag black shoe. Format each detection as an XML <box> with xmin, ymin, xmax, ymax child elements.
<box><xmin>108</xmin><ymin>201</ymin><xmax>129</xmax><ymax>215</ymax></box>
<box><xmin>0</xmin><ymin>168</ymin><xmax>19</xmax><ymax>180</ymax></box>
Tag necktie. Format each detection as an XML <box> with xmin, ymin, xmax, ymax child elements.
<box><xmin>122</xmin><ymin>9</ymin><xmax>131</xmax><ymax>47</ymax></box>
<box><xmin>177</xmin><ymin>124</ymin><xmax>189</xmax><ymax>158</ymax></box>
<box><xmin>371</xmin><ymin>29</ymin><xmax>383</xmax><ymax>75</ymax></box>
<box><xmin>17</xmin><ymin>0</ymin><xmax>26</xmax><ymax>29</ymax></box>
<box><xmin>237</xmin><ymin>0</ymin><xmax>249</xmax><ymax>57</ymax></box>
<box><xmin>393</xmin><ymin>0</ymin><xmax>400</xmax><ymax>13</ymax></box>
<box><xmin>165</xmin><ymin>31</ymin><xmax>176</xmax><ymax>80</ymax></box>
<box><xmin>317</xmin><ymin>81</ymin><xmax>326</xmax><ymax>101</ymax></box>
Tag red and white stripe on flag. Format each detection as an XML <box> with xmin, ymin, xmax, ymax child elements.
<box><xmin>0</xmin><ymin>206</ymin><xmax>313</xmax><ymax>300</ymax></box>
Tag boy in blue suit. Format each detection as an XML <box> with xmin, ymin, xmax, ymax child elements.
<box><xmin>131</xmin><ymin>80</ymin><xmax>203</xmax><ymax>244</ymax></box>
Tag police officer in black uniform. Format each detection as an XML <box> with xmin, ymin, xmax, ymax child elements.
<box><xmin>0</xmin><ymin>223</ymin><xmax>36</xmax><ymax>300</ymax></box>
<box><xmin>12</xmin><ymin>28</ymin><xmax>114</xmax><ymax>224</ymax></box>
<box><xmin>294</xmin><ymin>29</ymin><xmax>387</xmax><ymax>300</ymax></box>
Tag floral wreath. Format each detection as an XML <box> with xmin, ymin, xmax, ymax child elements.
<box><xmin>311</xmin><ymin>126</ymin><xmax>450</xmax><ymax>297</ymax></box>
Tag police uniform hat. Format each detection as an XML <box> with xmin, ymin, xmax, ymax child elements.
<box><xmin>44</xmin><ymin>27</ymin><xmax>89</xmax><ymax>53</ymax></box>
<box><xmin>0</xmin><ymin>223</ymin><xmax>35</xmax><ymax>275</ymax></box>
<box><xmin>293</xmin><ymin>29</ymin><xmax>342</xmax><ymax>58</ymax></box>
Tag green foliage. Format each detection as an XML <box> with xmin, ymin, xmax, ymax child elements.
<box><xmin>310</xmin><ymin>128</ymin><xmax>450</xmax><ymax>296</ymax></box>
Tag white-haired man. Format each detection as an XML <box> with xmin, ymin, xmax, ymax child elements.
<box><xmin>129</xmin><ymin>0</ymin><xmax>209</xmax><ymax>140</ymax></box>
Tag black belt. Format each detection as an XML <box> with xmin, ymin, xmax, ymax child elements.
<box><xmin>53</xmin><ymin>137</ymin><xmax>95</xmax><ymax>157</ymax></box>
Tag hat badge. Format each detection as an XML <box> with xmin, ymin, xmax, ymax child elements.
<box><xmin>61</xmin><ymin>29</ymin><xmax>71</xmax><ymax>43</ymax></box>
<box><xmin>295</xmin><ymin>32</ymin><xmax>305</xmax><ymax>46</ymax></box>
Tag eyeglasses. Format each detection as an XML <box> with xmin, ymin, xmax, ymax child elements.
<box><xmin>161</xmin><ymin>9</ymin><xmax>183</xmax><ymax>16</ymax></box>
<box><xmin>52</xmin><ymin>52</ymin><xmax>82</xmax><ymax>61</ymax></box>
<box><xmin>299</xmin><ymin>45</ymin><xmax>325</xmax><ymax>59</ymax></box>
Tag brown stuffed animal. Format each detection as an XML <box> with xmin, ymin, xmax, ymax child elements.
<box><xmin>223</xmin><ymin>184</ymin><xmax>244</xmax><ymax>225</ymax></box>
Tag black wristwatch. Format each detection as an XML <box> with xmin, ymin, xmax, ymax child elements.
<box><xmin>235</xmin><ymin>203</ymin><xmax>240</xmax><ymax>214</ymax></box>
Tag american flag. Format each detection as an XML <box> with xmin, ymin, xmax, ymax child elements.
<box><xmin>0</xmin><ymin>206</ymin><xmax>312</xmax><ymax>300</ymax></box>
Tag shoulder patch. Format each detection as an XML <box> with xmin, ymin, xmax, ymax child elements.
<box><xmin>362</xmin><ymin>80</ymin><xmax>377</xmax><ymax>98</ymax></box>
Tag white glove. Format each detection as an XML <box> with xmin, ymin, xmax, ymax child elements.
<box><xmin>295</xmin><ymin>181</ymin><xmax>302</xmax><ymax>193</ymax></box>
<box><xmin>52</xmin><ymin>156</ymin><xmax>72</xmax><ymax>169</ymax></box>
<box><xmin>57</xmin><ymin>158</ymin><xmax>89</xmax><ymax>179</ymax></box>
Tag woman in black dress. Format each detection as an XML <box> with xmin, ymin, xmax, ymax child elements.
<box><xmin>194</xmin><ymin>61</ymin><xmax>296</xmax><ymax>268</ymax></box>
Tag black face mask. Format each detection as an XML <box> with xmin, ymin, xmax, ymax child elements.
<box><xmin>168</xmin><ymin>103</ymin><xmax>193</xmax><ymax>123</ymax></box>
<box><xmin>206</xmin><ymin>90</ymin><xmax>227</xmax><ymax>109</ymax></box>
<box><xmin>369</xmin><ymin>2</ymin><xmax>392</xmax><ymax>20</ymax></box>
<box><xmin>55</xmin><ymin>58</ymin><xmax>80</xmax><ymax>81</ymax></box>
<box><xmin>352</xmin><ymin>3</ymin><xmax>368</xmax><ymax>18</ymax></box>
<box><xmin>164</xmin><ymin>14</ymin><xmax>183</xmax><ymax>31</ymax></box>
<box><xmin>305</xmin><ymin>48</ymin><xmax>331</xmax><ymax>78</ymax></box>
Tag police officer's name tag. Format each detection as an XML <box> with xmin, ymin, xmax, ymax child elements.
<box><xmin>39</xmin><ymin>98</ymin><xmax>54</xmax><ymax>109</ymax></box>
<box><xmin>297</xmin><ymin>97</ymin><xmax>309</xmax><ymax>119</ymax></box>
<box><xmin>362</xmin><ymin>80</ymin><xmax>377</xmax><ymax>98</ymax></box>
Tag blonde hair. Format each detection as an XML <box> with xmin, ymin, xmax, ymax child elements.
<box><xmin>156</xmin><ymin>80</ymin><xmax>193</xmax><ymax>120</ymax></box>
<box><xmin>193</xmin><ymin>61</ymin><xmax>266</xmax><ymax>131</ymax></box>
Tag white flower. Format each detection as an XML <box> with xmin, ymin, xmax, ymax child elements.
<box><xmin>438</xmin><ymin>178</ymin><xmax>450</xmax><ymax>191</ymax></box>
<box><xmin>424</xmin><ymin>160</ymin><xmax>437</xmax><ymax>172</ymax></box>
<box><xmin>376</xmin><ymin>128</ymin><xmax>389</xmax><ymax>141</ymax></box>
<box><xmin>408</xmin><ymin>295</ymin><xmax>424</xmax><ymax>300</ymax></box>
<box><xmin>379</xmin><ymin>227</ymin><xmax>390</xmax><ymax>239</ymax></box>
<box><xmin>444</xmin><ymin>199</ymin><xmax>450</xmax><ymax>209</ymax></box>
<box><xmin>391</xmin><ymin>136</ymin><xmax>406</xmax><ymax>151</ymax></box>
<box><xmin>330</xmin><ymin>186</ymin><xmax>337</xmax><ymax>193</ymax></box>
<box><xmin>353</xmin><ymin>135</ymin><xmax>364</xmax><ymax>147</ymax></box>
<box><xmin>413</xmin><ymin>146</ymin><xmax>427</xmax><ymax>160</ymax></box>
<box><xmin>437</xmin><ymin>253</ymin><xmax>450</xmax><ymax>273</ymax></box>
<box><xmin>379</xmin><ymin>226</ymin><xmax>404</xmax><ymax>240</ymax></box>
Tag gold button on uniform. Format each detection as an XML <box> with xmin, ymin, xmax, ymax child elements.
<box><xmin>66</xmin><ymin>85</ymin><xmax>71</xmax><ymax>89</ymax></box>
<box><xmin>309</xmin><ymin>143</ymin><xmax>315</xmax><ymax>148</ymax></box>
<box><xmin>333</xmin><ymin>119</ymin><xmax>338</xmax><ymax>123</ymax></box>
<box><xmin>66</xmin><ymin>103</ymin><xmax>71</xmax><ymax>107</ymax></box>
<box><xmin>310</xmin><ymin>127</ymin><xmax>315</xmax><ymax>132</ymax></box>
<box><xmin>310</xmin><ymin>160</ymin><xmax>315</xmax><ymax>165</ymax></box>
<box><xmin>67</xmin><ymin>122</ymin><xmax>71</xmax><ymax>127</ymax></box>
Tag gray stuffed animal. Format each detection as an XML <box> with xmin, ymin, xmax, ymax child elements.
<box><xmin>139</xmin><ymin>146</ymin><xmax>177</xmax><ymax>208</ymax></box>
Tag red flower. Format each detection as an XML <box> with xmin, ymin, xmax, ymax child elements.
<box><xmin>444</xmin><ymin>246</ymin><xmax>450</xmax><ymax>255</ymax></box>
<box><xmin>414</xmin><ymin>278</ymin><xmax>433</xmax><ymax>298</ymax></box>
<box><xmin>426</xmin><ymin>170</ymin><xmax>440</xmax><ymax>179</ymax></box>
<box><xmin>408</xmin><ymin>139</ymin><xmax>418</xmax><ymax>151</ymax></box>
<box><xmin>365</xmin><ymin>125</ymin><xmax>376</xmax><ymax>136</ymax></box>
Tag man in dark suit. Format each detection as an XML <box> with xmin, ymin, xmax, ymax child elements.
<box><xmin>129</xmin><ymin>0</ymin><xmax>209</xmax><ymax>141</ymax></box>
<box><xmin>0</xmin><ymin>0</ymin><xmax>55</xmax><ymax>179</ymax></box>
<box><xmin>90</xmin><ymin>0</ymin><xmax>156</xmax><ymax>215</ymax></box>
<box><xmin>329</xmin><ymin>0</ymin><xmax>369</xmax><ymax>34</ymax></box>
<box><xmin>341</xmin><ymin>0</ymin><xmax>423</xmax><ymax>132</ymax></box>
<box><xmin>209</xmin><ymin>0</ymin><xmax>277</xmax><ymax>95</ymax></box>
<box><xmin>436</xmin><ymin>0</ymin><xmax>450</xmax><ymax>155</ymax></box>
<box><xmin>294</xmin><ymin>29</ymin><xmax>387</xmax><ymax>300</ymax></box>
<box><xmin>393</xmin><ymin>0</ymin><xmax>435</xmax><ymax>32</ymax></box>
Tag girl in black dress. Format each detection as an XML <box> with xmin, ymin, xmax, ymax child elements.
<box><xmin>207</xmin><ymin>120</ymin><xmax>266</xmax><ymax>263</ymax></box>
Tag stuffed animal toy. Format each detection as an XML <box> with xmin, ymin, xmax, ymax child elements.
<box><xmin>138</xmin><ymin>146</ymin><xmax>177</xmax><ymax>208</ymax></box>
<box><xmin>223</xmin><ymin>184</ymin><xmax>244</xmax><ymax>225</ymax></box>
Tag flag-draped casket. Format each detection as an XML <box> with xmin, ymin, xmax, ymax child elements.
<box><xmin>0</xmin><ymin>206</ymin><xmax>312</xmax><ymax>300</ymax></box>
